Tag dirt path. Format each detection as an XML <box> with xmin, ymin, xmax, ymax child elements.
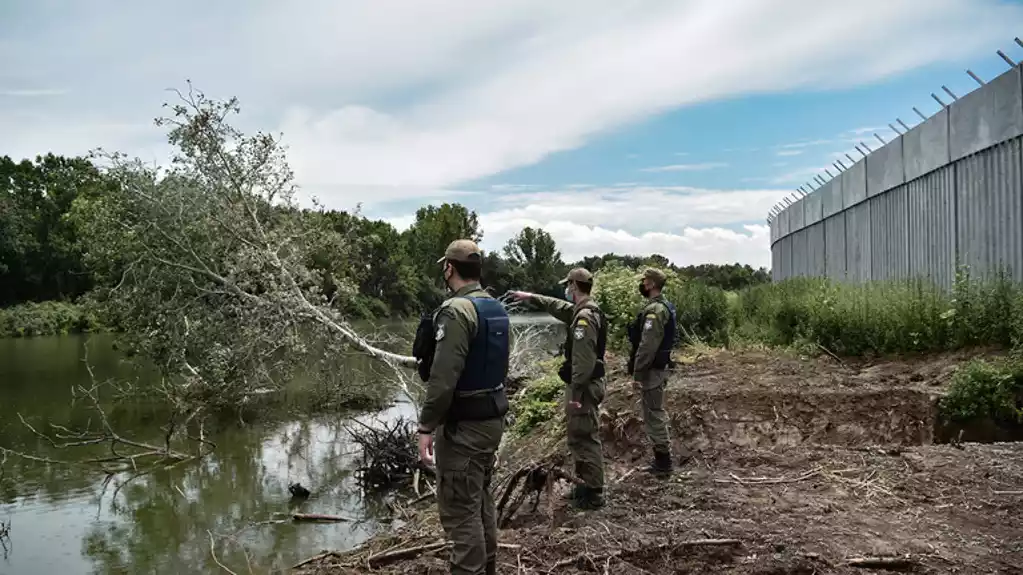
<box><xmin>297</xmin><ymin>348</ymin><xmax>1023</xmax><ymax>574</ymax></box>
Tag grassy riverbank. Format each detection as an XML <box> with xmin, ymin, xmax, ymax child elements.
<box><xmin>0</xmin><ymin>300</ymin><xmax>101</xmax><ymax>338</ymax></box>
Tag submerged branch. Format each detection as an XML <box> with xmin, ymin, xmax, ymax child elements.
<box><xmin>346</xmin><ymin>416</ymin><xmax>430</xmax><ymax>492</ymax></box>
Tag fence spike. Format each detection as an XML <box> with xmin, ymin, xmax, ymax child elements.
<box><xmin>966</xmin><ymin>69</ymin><xmax>985</xmax><ymax>86</ymax></box>
<box><xmin>997</xmin><ymin>49</ymin><xmax>1017</xmax><ymax>68</ymax></box>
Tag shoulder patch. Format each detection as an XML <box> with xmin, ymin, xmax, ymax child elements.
<box><xmin>645</xmin><ymin>313</ymin><xmax>656</xmax><ymax>319</ymax></box>
<box><xmin>576</xmin><ymin>318</ymin><xmax>588</xmax><ymax>327</ymax></box>
<box><xmin>643</xmin><ymin>318</ymin><xmax>654</xmax><ymax>331</ymax></box>
<box><xmin>573</xmin><ymin>326</ymin><xmax>585</xmax><ymax>340</ymax></box>
<box><xmin>435</xmin><ymin>324</ymin><xmax>446</xmax><ymax>341</ymax></box>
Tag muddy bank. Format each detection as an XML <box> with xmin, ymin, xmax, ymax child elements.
<box><xmin>294</xmin><ymin>348</ymin><xmax>1023</xmax><ymax>574</ymax></box>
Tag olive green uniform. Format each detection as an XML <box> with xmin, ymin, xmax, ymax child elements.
<box><xmin>632</xmin><ymin>294</ymin><xmax>673</xmax><ymax>453</ymax></box>
<box><xmin>527</xmin><ymin>294</ymin><xmax>606</xmax><ymax>496</ymax></box>
<box><xmin>419</xmin><ymin>282</ymin><xmax>505</xmax><ymax>575</ymax></box>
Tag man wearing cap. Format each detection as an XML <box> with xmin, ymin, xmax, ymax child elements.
<box><xmin>509</xmin><ymin>268</ymin><xmax>607</xmax><ymax>509</ymax></box>
<box><xmin>417</xmin><ymin>239</ymin><xmax>510</xmax><ymax>575</ymax></box>
<box><xmin>627</xmin><ymin>267</ymin><xmax>678</xmax><ymax>475</ymax></box>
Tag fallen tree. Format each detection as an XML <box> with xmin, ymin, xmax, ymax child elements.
<box><xmin>68</xmin><ymin>82</ymin><xmax>420</xmax><ymax>426</ymax></box>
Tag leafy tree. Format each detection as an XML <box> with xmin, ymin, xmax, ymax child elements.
<box><xmin>320</xmin><ymin>210</ymin><xmax>421</xmax><ymax>317</ymax></box>
<box><xmin>401</xmin><ymin>203</ymin><xmax>483</xmax><ymax>309</ymax></box>
<box><xmin>0</xmin><ymin>154</ymin><xmax>112</xmax><ymax>306</ymax></box>
<box><xmin>502</xmin><ymin>226</ymin><xmax>565</xmax><ymax>296</ymax></box>
<box><xmin>68</xmin><ymin>86</ymin><xmax>414</xmax><ymax>423</ymax></box>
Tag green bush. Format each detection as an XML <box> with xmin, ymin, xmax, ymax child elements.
<box><xmin>940</xmin><ymin>355</ymin><xmax>1023</xmax><ymax>423</ymax></box>
<box><xmin>730</xmin><ymin>269</ymin><xmax>1023</xmax><ymax>356</ymax></box>
<box><xmin>592</xmin><ymin>261</ymin><xmax>730</xmax><ymax>349</ymax></box>
<box><xmin>0</xmin><ymin>300</ymin><xmax>100</xmax><ymax>338</ymax></box>
<box><xmin>511</xmin><ymin>359</ymin><xmax>564</xmax><ymax>436</ymax></box>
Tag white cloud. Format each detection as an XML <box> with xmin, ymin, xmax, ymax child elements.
<box><xmin>639</xmin><ymin>162</ymin><xmax>728</xmax><ymax>173</ymax></box>
<box><xmin>3</xmin><ymin>0</ymin><xmax>1020</xmax><ymax>208</ymax></box>
<box><xmin>381</xmin><ymin>185</ymin><xmax>788</xmax><ymax>267</ymax></box>
<box><xmin>776</xmin><ymin>149</ymin><xmax>804</xmax><ymax>157</ymax></box>
<box><xmin>487</xmin><ymin>219</ymin><xmax>773</xmax><ymax>269</ymax></box>
<box><xmin>3</xmin><ymin>0</ymin><xmax>1020</xmax><ymax>270</ymax></box>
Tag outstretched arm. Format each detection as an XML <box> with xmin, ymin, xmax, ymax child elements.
<box><xmin>508</xmin><ymin>291</ymin><xmax>575</xmax><ymax>324</ymax></box>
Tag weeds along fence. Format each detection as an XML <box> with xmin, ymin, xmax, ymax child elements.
<box><xmin>769</xmin><ymin>48</ymin><xmax>1023</xmax><ymax>289</ymax></box>
<box><xmin>731</xmin><ymin>272</ymin><xmax>1023</xmax><ymax>356</ymax></box>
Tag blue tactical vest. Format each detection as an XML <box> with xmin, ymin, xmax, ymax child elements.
<box><xmin>450</xmin><ymin>295</ymin><xmax>510</xmax><ymax>421</ymax></box>
<box><xmin>627</xmin><ymin>299</ymin><xmax>678</xmax><ymax>373</ymax></box>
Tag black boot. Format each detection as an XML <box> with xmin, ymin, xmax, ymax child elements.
<box><xmin>571</xmin><ymin>486</ymin><xmax>605</xmax><ymax>510</ymax></box>
<box><xmin>644</xmin><ymin>449</ymin><xmax>673</xmax><ymax>475</ymax></box>
<box><xmin>562</xmin><ymin>484</ymin><xmax>581</xmax><ymax>501</ymax></box>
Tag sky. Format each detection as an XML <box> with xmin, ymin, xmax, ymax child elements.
<box><xmin>3</xmin><ymin>0</ymin><xmax>1023</xmax><ymax>270</ymax></box>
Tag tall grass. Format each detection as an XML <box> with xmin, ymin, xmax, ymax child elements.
<box><xmin>730</xmin><ymin>268</ymin><xmax>1023</xmax><ymax>356</ymax></box>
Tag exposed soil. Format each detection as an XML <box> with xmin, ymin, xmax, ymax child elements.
<box><xmin>295</xmin><ymin>347</ymin><xmax>1023</xmax><ymax>574</ymax></box>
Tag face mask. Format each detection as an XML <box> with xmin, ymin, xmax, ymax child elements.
<box><xmin>564</xmin><ymin>287</ymin><xmax>574</xmax><ymax>302</ymax></box>
<box><xmin>639</xmin><ymin>282</ymin><xmax>650</xmax><ymax>298</ymax></box>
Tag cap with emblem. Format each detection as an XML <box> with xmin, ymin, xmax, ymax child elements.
<box><xmin>636</xmin><ymin>267</ymin><xmax>668</xmax><ymax>288</ymax></box>
<box><xmin>558</xmin><ymin>267</ymin><xmax>594</xmax><ymax>285</ymax></box>
<box><xmin>436</xmin><ymin>239</ymin><xmax>483</xmax><ymax>263</ymax></box>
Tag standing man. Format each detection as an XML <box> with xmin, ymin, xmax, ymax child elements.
<box><xmin>417</xmin><ymin>239</ymin><xmax>510</xmax><ymax>575</ymax></box>
<box><xmin>627</xmin><ymin>267</ymin><xmax>677</xmax><ymax>475</ymax></box>
<box><xmin>509</xmin><ymin>268</ymin><xmax>607</xmax><ymax>510</ymax></box>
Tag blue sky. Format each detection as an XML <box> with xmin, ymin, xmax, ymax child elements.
<box><xmin>2</xmin><ymin>0</ymin><xmax>1022</xmax><ymax>268</ymax></box>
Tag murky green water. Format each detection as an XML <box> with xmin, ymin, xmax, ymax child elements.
<box><xmin>0</xmin><ymin>316</ymin><xmax>561</xmax><ymax>574</ymax></box>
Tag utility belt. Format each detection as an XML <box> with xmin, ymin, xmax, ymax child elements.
<box><xmin>557</xmin><ymin>358</ymin><xmax>606</xmax><ymax>384</ymax></box>
<box><xmin>626</xmin><ymin>349</ymin><xmax>674</xmax><ymax>375</ymax></box>
<box><xmin>447</xmin><ymin>385</ymin><xmax>509</xmax><ymax>424</ymax></box>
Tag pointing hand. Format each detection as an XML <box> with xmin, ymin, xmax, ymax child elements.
<box><xmin>508</xmin><ymin>291</ymin><xmax>532</xmax><ymax>302</ymax></box>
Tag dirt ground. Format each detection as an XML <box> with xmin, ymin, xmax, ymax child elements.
<box><xmin>295</xmin><ymin>347</ymin><xmax>1023</xmax><ymax>574</ymax></box>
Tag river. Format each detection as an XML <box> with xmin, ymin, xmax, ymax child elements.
<box><xmin>0</xmin><ymin>316</ymin><xmax>562</xmax><ymax>574</ymax></box>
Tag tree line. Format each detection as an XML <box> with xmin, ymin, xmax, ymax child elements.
<box><xmin>0</xmin><ymin>153</ymin><xmax>771</xmax><ymax>319</ymax></box>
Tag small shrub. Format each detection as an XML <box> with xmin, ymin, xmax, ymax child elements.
<box><xmin>940</xmin><ymin>355</ymin><xmax>1023</xmax><ymax>423</ymax></box>
<box><xmin>592</xmin><ymin>261</ymin><xmax>731</xmax><ymax>350</ymax></box>
<box><xmin>511</xmin><ymin>359</ymin><xmax>564</xmax><ymax>436</ymax></box>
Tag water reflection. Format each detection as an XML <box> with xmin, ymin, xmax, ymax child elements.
<box><xmin>0</xmin><ymin>316</ymin><xmax>562</xmax><ymax>574</ymax></box>
<box><xmin>80</xmin><ymin>407</ymin><xmax>416</xmax><ymax>574</ymax></box>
